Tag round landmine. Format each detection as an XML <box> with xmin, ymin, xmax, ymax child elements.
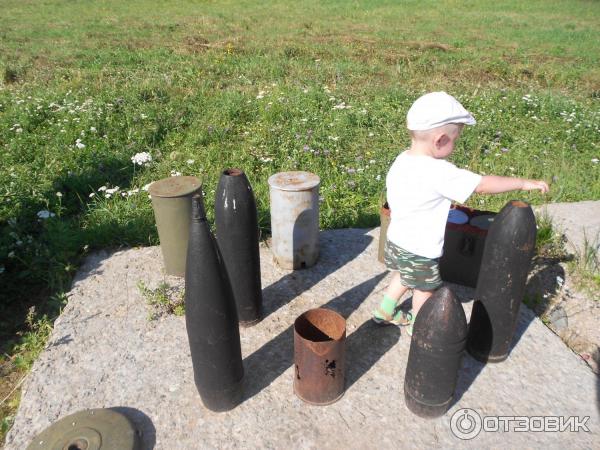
<box><xmin>26</xmin><ymin>408</ymin><xmax>141</xmax><ymax>450</ymax></box>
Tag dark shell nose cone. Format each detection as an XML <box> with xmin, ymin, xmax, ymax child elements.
<box><xmin>191</xmin><ymin>194</ymin><xmax>206</xmax><ymax>221</ymax></box>
<box><xmin>214</xmin><ymin>169</ymin><xmax>263</xmax><ymax>326</ymax></box>
<box><xmin>467</xmin><ymin>200</ymin><xmax>537</xmax><ymax>363</ymax></box>
<box><xmin>412</xmin><ymin>286</ymin><xmax>468</xmax><ymax>343</ymax></box>
<box><xmin>404</xmin><ymin>287</ymin><xmax>468</xmax><ymax>418</ymax></box>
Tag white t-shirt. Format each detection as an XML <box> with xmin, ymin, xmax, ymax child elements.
<box><xmin>386</xmin><ymin>151</ymin><xmax>482</xmax><ymax>259</ymax></box>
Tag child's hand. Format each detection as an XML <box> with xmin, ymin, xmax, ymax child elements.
<box><xmin>522</xmin><ymin>179</ymin><xmax>549</xmax><ymax>194</ymax></box>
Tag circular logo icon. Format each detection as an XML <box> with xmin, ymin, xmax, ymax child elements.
<box><xmin>450</xmin><ymin>408</ymin><xmax>482</xmax><ymax>440</ymax></box>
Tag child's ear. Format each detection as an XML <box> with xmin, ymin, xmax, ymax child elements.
<box><xmin>434</xmin><ymin>133</ymin><xmax>450</xmax><ymax>149</ymax></box>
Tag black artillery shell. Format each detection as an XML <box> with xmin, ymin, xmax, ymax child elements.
<box><xmin>185</xmin><ymin>194</ymin><xmax>244</xmax><ymax>412</ymax></box>
<box><xmin>215</xmin><ymin>169</ymin><xmax>263</xmax><ymax>326</ymax></box>
<box><xmin>404</xmin><ymin>286</ymin><xmax>468</xmax><ymax>418</ymax></box>
<box><xmin>467</xmin><ymin>200</ymin><xmax>537</xmax><ymax>363</ymax></box>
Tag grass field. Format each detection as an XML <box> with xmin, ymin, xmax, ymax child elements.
<box><xmin>1</xmin><ymin>0</ymin><xmax>599</xmax><ymax>441</ymax></box>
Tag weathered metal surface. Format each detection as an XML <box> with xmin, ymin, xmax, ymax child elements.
<box><xmin>215</xmin><ymin>169</ymin><xmax>263</xmax><ymax>326</ymax></box>
<box><xmin>149</xmin><ymin>176</ymin><xmax>202</xmax><ymax>277</ymax></box>
<box><xmin>268</xmin><ymin>171</ymin><xmax>320</xmax><ymax>269</ymax></box>
<box><xmin>439</xmin><ymin>206</ymin><xmax>496</xmax><ymax>288</ymax></box>
<box><xmin>404</xmin><ymin>287</ymin><xmax>468</xmax><ymax>418</ymax></box>
<box><xmin>467</xmin><ymin>200</ymin><xmax>537</xmax><ymax>363</ymax></box>
<box><xmin>294</xmin><ymin>308</ymin><xmax>346</xmax><ymax>405</ymax></box>
<box><xmin>26</xmin><ymin>408</ymin><xmax>141</xmax><ymax>450</ymax></box>
<box><xmin>185</xmin><ymin>194</ymin><xmax>244</xmax><ymax>411</ymax></box>
<box><xmin>377</xmin><ymin>202</ymin><xmax>391</xmax><ymax>263</ymax></box>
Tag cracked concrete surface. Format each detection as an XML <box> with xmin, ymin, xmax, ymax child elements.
<box><xmin>5</xmin><ymin>228</ymin><xmax>599</xmax><ymax>449</ymax></box>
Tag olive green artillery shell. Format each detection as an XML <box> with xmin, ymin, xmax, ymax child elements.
<box><xmin>149</xmin><ymin>176</ymin><xmax>202</xmax><ymax>277</ymax></box>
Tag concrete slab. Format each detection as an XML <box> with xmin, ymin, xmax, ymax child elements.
<box><xmin>5</xmin><ymin>228</ymin><xmax>599</xmax><ymax>449</ymax></box>
<box><xmin>535</xmin><ymin>201</ymin><xmax>600</xmax><ymax>255</ymax></box>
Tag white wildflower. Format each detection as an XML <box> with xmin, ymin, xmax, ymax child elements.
<box><xmin>333</xmin><ymin>102</ymin><xmax>351</xmax><ymax>110</ymax></box>
<box><xmin>56</xmin><ymin>192</ymin><xmax>63</xmax><ymax>197</ymax></box>
<box><xmin>186</xmin><ymin>159</ymin><xmax>195</xmax><ymax>165</ymax></box>
<box><xmin>131</xmin><ymin>152</ymin><xmax>152</xmax><ymax>166</ymax></box>
<box><xmin>90</xmin><ymin>126</ymin><xmax>97</xmax><ymax>132</ymax></box>
<box><xmin>170</xmin><ymin>171</ymin><xmax>182</xmax><ymax>177</ymax></box>
<box><xmin>105</xmin><ymin>186</ymin><xmax>120</xmax><ymax>195</ymax></box>
<box><xmin>8</xmin><ymin>251</ymin><xmax>15</xmax><ymax>258</ymax></box>
<box><xmin>97</xmin><ymin>186</ymin><xmax>107</xmax><ymax>191</ymax></box>
<box><xmin>37</xmin><ymin>210</ymin><xmax>56</xmax><ymax>219</ymax></box>
<box><xmin>142</xmin><ymin>183</ymin><xmax>153</xmax><ymax>191</ymax></box>
<box><xmin>592</xmin><ymin>158</ymin><xmax>599</xmax><ymax>164</ymax></box>
<box><xmin>89</xmin><ymin>192</ymin><xmax>95</xmax><ymax>198</ymax></box>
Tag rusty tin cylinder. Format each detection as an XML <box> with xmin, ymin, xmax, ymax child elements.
<box><xmin>149</xmin><ymin>176</ymin><xmax>202</xmax><ymax>277</ymax></box>
<box><xmin>293</xmin><ymin>308</ymin><xmax>346</xmax><ymax>405</ymax></box>
<box><xmin>404</xmin><ymin>286</ymin><xmax>468</xmax><ymax>418</ymax></box>
<box><xmin>467</xmin><ymin>200</ymin><xmax>537</xmax><ymax>363</ymax></box>
<box><xmin>268</xmin><ymin>171</ymin><xmax>320</xmax><ymax>269</ymax></box>
<box><xmin>378</xmin><ymin>202</ymin><xmax>391</xmax><ymax>263</ymax></box>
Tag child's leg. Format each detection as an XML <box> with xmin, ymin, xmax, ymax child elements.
<box><xmin>412</xmin><ymin>289</ymin><xmax>434</xmax><ymax>317</ymax></box>
<box><xmin>372</xmin><ymin>272</ymin><xmax>411</xmax><ymax>324</ymax></box>
<box><xmin>385</xmin><ymin>271</ymin><xmax>410</xmax><ymax>301</ymax></box>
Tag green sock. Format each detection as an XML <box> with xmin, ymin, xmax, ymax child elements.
<box><xmin>378</xmin><ymin>294</ymin><xmax>398</xmax><ymax>315</ymax></box>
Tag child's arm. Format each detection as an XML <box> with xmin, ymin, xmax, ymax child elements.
<box><xmin>474</xmin><ymin>176</ymin><xmax>549</xmax><ymax>195</ymax></box>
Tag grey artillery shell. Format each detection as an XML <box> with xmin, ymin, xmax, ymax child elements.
<box><xmin>268</xmin><ymin>171</ymin><xmax>320</xmax><ymax>269</ymax></box>
<box><xmin>467</xmin><ymin>200</ymin><xmax>537</xmax><ymax>363</ymax></box>
<box><xmin>404</xmin><ymin>287</ymin><xmax>468</xmax><ymax>418</ymax></box>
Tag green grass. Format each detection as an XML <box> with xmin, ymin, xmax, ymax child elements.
<box><xmin>138</xmin><ymin>281</ymin><xmax>185</xmax><ymax>320</ymax></box>
<box><xmin>1</xmin><ymin>0</ymin><xmax>599</xmax><ymax>442</ymax></box>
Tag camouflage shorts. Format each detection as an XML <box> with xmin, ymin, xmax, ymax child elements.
<box><xmin>384</xmin><ymin>240</ymin><xmax>442</xmax><ymax>291</ymax></box>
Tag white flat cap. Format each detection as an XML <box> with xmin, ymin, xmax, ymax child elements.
<box><xmin>406</xmin><ymin>91</ymin><xmax>476</xmax><ymax>131</ymax></box>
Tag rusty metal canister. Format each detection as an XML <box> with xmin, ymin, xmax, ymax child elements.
<box><xmin>467</xmin><ymin>200</ymin><xmax>537</xmax><ymax>363</ymax></box>
<box><xmin>149</xmin><ymin>176</ymin><xmax>202</xmax><ymax>276</ymax></box>
<box><xmin>185</xmin><ymin>194</ymin><xmax>244</xmax><ymax>411</ymax></box>
<box><xmin>215</xmin><ymin>169</ymin><xmax>263</xmax><ymax>326</ymax></box>
<box><xmin>378</xmin><ymin>202</ymin><xmax>391</xmax><ymax>263</ymax></box>
<box><xmin>268</xmin><ymin>171</ymin><xmax>320</xmax><ymax>269</ymax></box>
<box><xmin>293</xmin><ymin>308</ymin><xmax>346</xmax><ymax>405</ymax></box>
<box><xmin>404</xmin><ymin>286</ymin><xmax>468</xmax><ymax>418</ymax></box>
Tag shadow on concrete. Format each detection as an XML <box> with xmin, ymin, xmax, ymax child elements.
<box><xmin>597</xmin><ymin>369</ymin><xmax>600</xmax><ymax>412</ymax></box>
<box><xmin>452</xmin><ymin>261</ymin><xmax>564</xmax><ymax>406</ymax></box>
<box><xmin>111</xmin><ymin>406</ymin><xmax>156</xmax><ymax>449</ymax></box>
<box><xmin>346</xmin><ymin>320</ymin><xmax>400</xmax><ymax>391</ymax></box>
<box><xmin>243</xmin><ymin>271</ymin><xmax>388</xmax><ymax>402</ymax></box>
<box><xmin>261</xmin><ymin>229</ymin><xmax>374</xmax><ymax>320</ymax></box>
